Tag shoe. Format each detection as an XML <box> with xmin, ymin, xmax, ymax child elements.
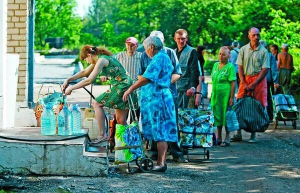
<box><xmin>174</xmin><ymin>156</ymin><xmax>188</xmax><ymax>163</ymax></box>
<box><xmin>216</xmin><ymin>139</ymin><xmax>222</xmax><ymax>146</ymax></box>
<box><xmin>220</xmin><ymin>141</ymin><xmax>230</xmax><ymax>147</ymax></box>
<box><xmin>248</xmin><ymin>133</ymin><xmax>256</xmax><ymax>143</ymax></box>
<box><xmin>230</xmin><ymin>134</ymin><xmax>242</xmax><ymax>142</ymax></box>
<box><xmin>153</xmin><ymin>164</ymin><xmax>167</xmax><ymax>172</ymax></box>
<box><xmin>88</xmin><ymin>136</ymin><xmax>109</xmax><ymax>144</ymax></box>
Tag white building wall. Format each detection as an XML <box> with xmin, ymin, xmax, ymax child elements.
<box><xmin>0</xmin><ymin>0</ymin><xmax>8</xmax><ymax>129</ymax></box>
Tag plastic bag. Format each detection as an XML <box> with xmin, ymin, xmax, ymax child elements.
<box><xmin>114</xmin><ymin>121</ymin><xmax>142</xmax><ymax>163</ymax></box>
<box><xmin>233</xmin><ymin>96</ymin><xmax>269</xmax><ymax>133</ymax></box>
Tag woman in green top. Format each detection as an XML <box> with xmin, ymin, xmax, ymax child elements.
<box><xmin>211</xmin><ymin>46</ymin><xmax>236</xmax><ymax>147</ymax></box>
<box><xmin>63</xmin><ymin>45</ymin><xmax>138</xmax><ymax>142</ymax></box>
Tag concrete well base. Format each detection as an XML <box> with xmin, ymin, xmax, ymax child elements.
<box><xmin>0</xmin><ymin>127</ymin><xmax>108</xmax><ymax>177</ymax></box>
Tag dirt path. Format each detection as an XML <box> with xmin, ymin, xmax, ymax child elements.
<box><xmin>1</xmin><ymin>122</ymin><xmax>299</xmax><ymax>193</ymax></box>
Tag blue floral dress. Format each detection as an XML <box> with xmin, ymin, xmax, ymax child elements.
<box><xmin>140</xmin><ymin>51</ymin><xmax>178</xmax><ymax>142</ymax></box>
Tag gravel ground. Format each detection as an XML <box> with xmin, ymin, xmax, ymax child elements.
<box><xmin>1</xmin><ymin>122</ymin><xmax>299</xmax><ymax>193</ymax></box>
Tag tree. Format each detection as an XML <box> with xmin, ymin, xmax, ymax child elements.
<box><xmin>261</xmin><ymin>9</ymin><xmax>300</xmax><ymax>48</ymax></box>
<box><xmin>34</xmin><ymin>0</ymin><xmax>83</xmax><ymax>50</ymax></box>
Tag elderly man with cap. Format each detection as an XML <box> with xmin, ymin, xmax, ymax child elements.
<box><xmin>278</xmin><ymin>43</ymin><xmax>294</xmax><ymax>94</ymax></box>
<box><xmin>116</xmin><ymin>37</ymin><xmax>142</xmax><ymax>83</ymax></box>
<box><xmin>138</xmin><ymin>31</ymin><xmax>188</xmax><ymax>163</ymax></box>
<box><xmin>114</xmin><ymin>37</ymin><xmax>142</xmax><ymax>143</ymax></box>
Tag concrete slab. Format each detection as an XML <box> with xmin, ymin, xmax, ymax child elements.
<box><xmin>0</xmin><ymin>127</ymin><xmax>109</xmax><ymax>176</ymax></box>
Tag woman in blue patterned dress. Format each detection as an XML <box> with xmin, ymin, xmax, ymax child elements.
<box><xmin>123</xmin><ymin>36</ymin><xmax>177</xmax><ymax>172</ymax></box>
<box><xmin>63</xmin><ymin>45</ymin><xmax>138</xmax><ymax>143</ymax></box>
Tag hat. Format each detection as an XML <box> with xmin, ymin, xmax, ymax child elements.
<box><xmin>150</xmin><ymin>31</ymin><xmax>164</xmax><ymax>41</ymax></box>
<box><xmin>125</xmin><ymin>37</ymin><xmax>138</xmax><ymax>45</ymax></box>
<box><xmin>281</xmin><ymin>43</ymin><xmax>288</xmax><ymax>49</ymax></box>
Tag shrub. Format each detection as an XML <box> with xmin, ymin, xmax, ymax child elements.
<box><xmin>290</xmin><ymin>69</ymin><xmax>300</xmax><ymax>97</ymax></box>
<box><xmin>204</xmin><ymin>60</ymin><xmax>218</xmax><ymax>75</ymax></box>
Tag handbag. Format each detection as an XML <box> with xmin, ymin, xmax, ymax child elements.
<box><xmin>114</xmin><ymin>95</ymin><xmax>142</xmax><ymax>163</ymax></box>
<box><xmin>226</xmin><ymin>106</ymin><xmax>239</xmax><ymax>132</ymax></box>
<box><xmin>233</xmin><ymin>92</ymin><xmax>269</xmax><ymax>133</ymax></box>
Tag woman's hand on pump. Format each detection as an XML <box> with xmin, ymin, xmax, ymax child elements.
<box><xmin>62</xmin><ymin>80</ymin><xmax>69</xmax><ymax>91</ymax></box>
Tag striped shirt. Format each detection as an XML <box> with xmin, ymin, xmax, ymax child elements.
<box><xmin>115</xmin><ymin>51</ymin><xmax>142</xmax><ymax>82</ymax></box>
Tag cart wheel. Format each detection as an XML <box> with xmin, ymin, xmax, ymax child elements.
<box><xmin>139</xmin><ymin>158</ymin><xmax>154</xmax><ymax>172</ymax></box>
<box><xmin>274</xmin><ymin>120</ymin><xmax>278</xmax><ymax>129</ymax></box>
<box><xmin>206</xmin><ymin>150</ymin><xmax>210</xmax><ymax>160</ymax></box>
<box><xmin>292</xmin><ymin>120</ymin><xmax>297</xmax><ymax>130</ymax></box>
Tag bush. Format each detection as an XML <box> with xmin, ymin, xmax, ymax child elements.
<box><xmin>290</xmin><ymin>69</ymin><xmax>300</xmax><ymax>98</ymax></box>
<box><xmin>204</xmin><ymin>60</ymin><xmax>218</xmax><ymax>75</ymax></box>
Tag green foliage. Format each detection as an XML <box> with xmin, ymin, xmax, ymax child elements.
<box><xmin>34</xmin><ymin>0</ymin><xmax>83</xmax><ymax>50</ymax></box>
<box><xmin>291</xmin><ymin>69</ymin><xmax>300</xmax><ymax>96</ymax></box>
<box><xmin>290</xmin><ymin>48</ymin><xmax>300</xmax><ymax>96</ymax></box>
<box><xmin>204</xmin><ymin>60</ymin><xmax>218</xmax><ymax>75</ymax></box>
<box><xmin>34</xmin><ymin>0</ymin><xmax>300</xmax><ymax>94</ymax></box>
<box><xmin>0</xmin><ymin>190</ymin><xmax>13</xmax><ymax>193</ymax></box>
<box><xmin>261</xmin><ymin>9</ymin><xmax>300</xmax><ymax>48</ymax></box>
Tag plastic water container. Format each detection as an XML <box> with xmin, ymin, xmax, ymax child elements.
<box><xmin>71</xmin><ymin>104</ymin><xmax>82</xmax><ymax>134</ymax></box>
<box><xmin>83</xmin><ymin>118</ymin><xmax>99</xmax><ymax>140</ymax></box>
<box><xmin>58</xmin><ymin>104</ymin><xmax>73</xmax><ymax>136</ymax></box>
<box><xmin>41</xmin><ymin>103</ymin><xmax>56</xmax><ymax>135</ymax></box>
<box><xmin>226</xmin><ymin>107</ymin><xmax>239</xmax><ymax>132</ymax></box>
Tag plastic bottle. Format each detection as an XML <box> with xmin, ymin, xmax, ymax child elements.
<box><xmin>58</xmin><ymin>104</ymin><xmax>73</xmax><ymax>136</ymax></box>
<box><xmin>41</xmin><ymin>103</ymin><xmax>56</xmax><ymax>135</ymax></box>
<box><xmin>232</xmin><ymin>109</ymin><xmax>239</xmax><ymax>131</ymax></box>
<box><xmin>226</xmin><ymin>107</ymin><xmax>239</xmax><ymax>132</ymax></box>
<box><xmin>71</xmin><ymin>104</ymin><xmax>82</xmax><ymax>134</ymax></box>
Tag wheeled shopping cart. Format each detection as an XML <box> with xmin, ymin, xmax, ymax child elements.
<box><xmin>178</xmin><ymin>108</ymin><xmax>216</xmax><ymax>161</ymax></box>
<box><xmin>113</xmin><ymin>95</ymin><xmax>154</xmax><ymax>173</ymax></box>
<box><xmin>80</xmin><ymin>85</ymin><xmax>153</xmax><ymax>172</ymax></box>
<box><xmin>271</xmin><ymin>86</ymin><xmax>299</xmax><ymax>129</ymax></box>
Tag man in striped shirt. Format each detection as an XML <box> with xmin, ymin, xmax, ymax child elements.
<box><xmin>116</xmin><ymin>37</ymin><xmax>142</xmax><ymax>83</ymax></box>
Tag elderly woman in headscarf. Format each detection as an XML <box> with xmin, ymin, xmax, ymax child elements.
<box><xmin>211</xmin><ymin>46</ymin><xmax>236</xmax><ymax>147</ymax></box>
<box><xmin>123</xmin><ymin>36</ymin><xmax>177</xmax><ymax>172</ymax></box>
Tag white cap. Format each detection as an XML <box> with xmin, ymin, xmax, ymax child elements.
<box><xmin>281</xmin><ymin>43</ymin><xmax>288</xmax><ymax>49</ymax></box>
<box><xmin>150</xmin><ymin>31</ymin><xmax>164</xmax><ymax>42</ymax></box>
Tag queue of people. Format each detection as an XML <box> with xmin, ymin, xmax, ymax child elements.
<box><xmin>62</xmin><ymin>27</ymin><xmax>294</xmax><ymax>172</ymax></box>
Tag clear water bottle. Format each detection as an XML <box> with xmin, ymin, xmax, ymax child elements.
<box><xmin>226</xmin><ymin>107</ymin><xmax>239</xmax><ymax>132</ymax></box>
<box><xmin>71</xmin><ymin>104</ymin><xmax>82</xmax><ymax>134</ymax></box>
<box><xmin>41</xmin><ymin>103</ymin><xmax>56</xmax><ymax>135</ymax></box>
<box><xmin>58</xmin><ymin>104</ymin><xmax>73</xmax><ymax>136</ymax></box>
<box><xmin>232</xmin><ymin>111</ymin><xmax>239</xmax><ymax>130</ymax></box>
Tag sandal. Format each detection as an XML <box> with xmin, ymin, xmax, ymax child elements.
<box><xmin>89</xmin><ymin>136</ymin><xmax>109</xmax><ymax>144</ymax></box>
<box><xmin>220</xmin><ymin>141</ymin><xmax>230</xmax><ymax>147</ymax></box>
